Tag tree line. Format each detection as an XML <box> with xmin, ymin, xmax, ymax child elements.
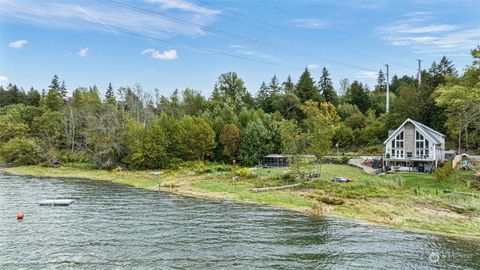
<box><xmin>0</xmin><ymin>46</ymin><xmax>479</xmax><ymax>168</ymax></box>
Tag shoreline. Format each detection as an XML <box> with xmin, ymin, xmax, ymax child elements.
<box><xmin>2</xmin><ymin>165</ymin><xmax>480</xmax><ymax>240</ymax></box>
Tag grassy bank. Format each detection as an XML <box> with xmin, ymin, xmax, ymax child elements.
<box><xmin>3</xmin><ymin>163</ymin><xmax>480</xmax><ymax>238</ymax></box>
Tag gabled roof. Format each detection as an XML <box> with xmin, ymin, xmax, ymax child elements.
<box><xmin>383</xmin><ymin>118</ymin><xmax>444</xmax><ymax>145</ymax></box>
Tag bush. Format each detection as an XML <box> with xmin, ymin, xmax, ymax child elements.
<box><xmin>0</xmin><ymin>137</ymin><xmax>43</xmax><ymax>165</ymax></box>
<box><xmin>59</xmin><ymin>150</ymin><xmax>92</xmax><ymax>163</ymax></box>
<box><xmin>436</xmin><ymin>161</ymin><xmax>453</xmax><ymax>181</ymax></box>
<box><xmin>235</xmin><ymin>168</ymin><xmax>253</xmax><ymax>178</ymax></box>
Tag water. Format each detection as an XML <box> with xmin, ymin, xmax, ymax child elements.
<box><xmin>0</xmin><ymin>173</ymin><xmax>479</xmax><ymax>269</ymax></box>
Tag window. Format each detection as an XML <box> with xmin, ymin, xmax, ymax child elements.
<box><xmin>392</xmin><ymin>131</ymin><xmax>404</xmax><ymax>158</ymax></box>
<box><xmin>415</xmin><ymin>130</ymin><xmax>429</xmax><ymax>159</ymax></box>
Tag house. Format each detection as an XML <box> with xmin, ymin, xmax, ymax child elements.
<box><xmin>261</xmin><ymin>154</ymin><xmax>316</xmax><ymax>167</ymax></box>
<box><xmin>384</xmin><ymin>118</ymin><xmax>445</xmax><ymax>172</ymax></box>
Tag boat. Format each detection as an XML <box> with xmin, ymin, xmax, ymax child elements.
<box><xmin>329</xmin><ymin>177</ymin><xmax>353</xmax><ymax>183</ymax></box>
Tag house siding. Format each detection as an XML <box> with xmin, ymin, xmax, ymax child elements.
<box><xmin>404</xmin><ymin>122</ymin><xmax>415</xmax><ymax>154</ymax></box>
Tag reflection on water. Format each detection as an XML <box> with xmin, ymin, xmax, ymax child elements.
<box><xmin>0</xmin><ymin>173</ymin><xmax>479</xmax><ymax>269</ymax></box>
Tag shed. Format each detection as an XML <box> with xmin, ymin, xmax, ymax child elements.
<box><xmin>262</xmin><ymin>154</ymin><xmax>289</xmax><ymax>167</ymax></box>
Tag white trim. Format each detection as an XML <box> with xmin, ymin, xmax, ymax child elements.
<box><xmin>383</xmin><ymin>118</ymin><xmax>440</xmax><ymax>146</ymax></box>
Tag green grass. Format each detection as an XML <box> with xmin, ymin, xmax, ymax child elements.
<box><xmin>3</xmin><ymin>163</ymin><xmax>480</xmax><ymax>238</ymax></box>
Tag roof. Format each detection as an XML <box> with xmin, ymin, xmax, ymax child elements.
<box><xmin>263</xmin><ymin>154</ymin><xmax>287</xmax><ymax>158</ymax></box>
<box><xmin>383</xmin><ymin>118</ymin><xmax>444</xmax><ymax>145</ymax></box>
<box><xmin>263</xmin><ymin>154</ymin><xmax>317</xmax><ymax>158</ymax></box>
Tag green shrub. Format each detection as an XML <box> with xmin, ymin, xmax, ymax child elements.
<box><xmin>0</xmin><ymin>137</ymin><xmax>43</xmax><ymax>165</ymax></box>
<box><xmin>340</xmin><ymin>156</ymin><xmax>350</xmax><ymax>164</ymax></box>
<box><xmin>436</xmin><ymin>161</ymin><xmax>453</xmax><ymax>181</ymax></box>
<box><xmin>235</xmin><ymin>168</ymin><xmax>253</xmax><ymax>178</ymax></box>
<box><xmin>59</xmin><ymin>150</ymin><xmax>92</xmax><ymax>163</ymax></box>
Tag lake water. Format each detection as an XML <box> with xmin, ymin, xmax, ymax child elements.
<box><xmin>1</xmin><ymin>173</ymin><xmax>479</xmax><ymax>269</ymax></box>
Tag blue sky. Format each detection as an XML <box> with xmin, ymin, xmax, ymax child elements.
<box><xmin>1</xmin><ymin>0</ymin><xmax>479</xmax><ymax>97</ymax></box>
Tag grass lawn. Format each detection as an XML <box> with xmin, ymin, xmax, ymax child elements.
<box><xmin>3</xmin><ymin>163</ymin><xmax>480</xmax><ymax>238</ymax></box>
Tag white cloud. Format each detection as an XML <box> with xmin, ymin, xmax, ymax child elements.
<box><xmin>291</xmin><ymin>19</ymin><xmax>328</xmax><ymax>29</ymax></box>
<box><xmin>0</xmin><ymin>75</ymin><xmax>8</xmax><ymax>87</ymax></box>
<box><xmin>142</xmin><ymin>48</ymin><xmax>178</xmax><ymax>60</ymax></box>
<box><xmin>307</xmin><ymin>64</ymin><xmax>319</xmax><ymax>69</ymax></box>
<box><xmin>146</xmin><ymin>0</ymin><xmax>219</xmax><ymax>15</ymax></box>
<box><xmin>377</xmin><ymin>12</ymin><xmax>480</xmax><ymax>55</ymax></box>
<box><xmin>0</xmin><ymin>0</ymin><xmax>219</xmax><ymax>38</ymax></box>
<box><xmin>9</xmin><ymin>39</ymin><xmax>28</xmax><ymax>49</ymax></box>
<box><xmin>356</xmin><ymin>71</ymin><xmax>378</xmax><ymax>79</ymax></box>
<box><xmin>78</xmin><ymin>47</ymin><xmax>89</xmax><ymax>57</ymax></box>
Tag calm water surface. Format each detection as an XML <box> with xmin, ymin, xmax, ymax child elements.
<box><xmin>0</xmin><ymin>173</ymin><xmax>479</xmax><ymax>269</ymax></box>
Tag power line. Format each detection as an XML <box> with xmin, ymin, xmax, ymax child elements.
<box><xmin>107</xmin><ymin>0</ymin><xmax>379</xmax><ymax>73</ymax></box>
<box><xmin>107</xmin><ymin>0</ymin><xmax>280</xmax><ymax>50</ymax></box>
<box><xmin>2</xmin><ymin>2</ymin><xmax>303</xmax><ymax>71</ymax></box>
<box><xmin>258</xmin><ymin>0</ymin><xmax>418</xmax><ymax>72</ymax></box>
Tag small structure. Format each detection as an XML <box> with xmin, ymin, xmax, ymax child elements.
<box><xmin>261</xmin><ymin>154</ymin><xmax>316</xmax><ymax>167</ymax></box>
<box><xmin>384</xmin><ymin>118</ymin><xmax>446</xmax><ymax>172</ymax></box>
<box><xmin>262</xmin><ymin>154</ymin><xmax>289</xmax><ymax>167</ymax></box>
<box><xmin>445</xmin><ymin>149</ymin><xmax>456</xmax><ymax>160</ymax></box>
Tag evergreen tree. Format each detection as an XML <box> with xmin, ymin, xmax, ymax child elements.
<box><xmin>295</xmin><ymin>68</ymin><xmax>320</xmax><ymax>103</ymax></box>
<box><xmin>375</xmin><ymin>70</ymin><xmax>386</xmax><ymax>92</ymax></box>
<box><xmin>269</xmin><ymin>75</ymin><xmax>281</xmax><ymax>96</ymax></box>
<box><xmin>346</xmin><ymin>81</ymin><xmax>370</xmax><ymax>113</ymax></box>
<box><xmin>49</xmin><ymin>74</ymin><xmax>60</xmax><ymax>94</ymax></box>
<box><xmin>25</xmin><ymin>87</ymin><xmax>41</xmax><ymax>106</ymax></box>
<box><xmin>282</xmin><ymin>75</ymin><xmax>295</xmax><ymax>93</ymax></box>
<box><xmin>105</xmin><ymin>82</ymin><xmax>115</xmax><ymax>101</ymax></box>
<box><xmin>60</xmin><ymin>80</ymin><xmax>68</xmax><ymax>100</ymax></box>
<box><xmin>255</xmin><ymin>81</ymin><xmax>270</xmax><ymax>111</ymax></box>
<box><xmin>318</xmin><ymin>66</ymin><xmax>337</xmax><ymax>104</ymax></box>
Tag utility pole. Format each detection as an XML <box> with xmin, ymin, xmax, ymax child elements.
<box><xmin>417</xmin><ymin>59</ymin><xmax>422</xmax><ymax>85</ymax></box>
<box><xmin>385</xmin><ymin>64</ymin><xmax>390</xmax><ymax>114</ymax></box>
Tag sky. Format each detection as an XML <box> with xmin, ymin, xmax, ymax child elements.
<box><xmin>0</xmin><ymin>0</ymin><xmax>479</xmax><ymax>98</ymax></box>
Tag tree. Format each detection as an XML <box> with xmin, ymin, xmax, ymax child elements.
<box><xmin>318</xmin><ymin>66</ymin><xmax>337</xmax><ymax>104</ymax></box>
<box><xmin>49</xmin><ymin>74</ymin><xmax>60</xmax><ymax>94</ymax></box>
<box><xmin>60</xmin><ymin>80</ymin><xmax>68</xmax><ymax>101</ymax></box>
<box><xmin>333</xmin><ymin>123</ymin><xmax>354</xmax><ymax>149</ymax></box>
<box><xmin>278</xmin><ymin>119</ymin><xmax>305</xmax><ymax>154</ymax></box>
<box><xmin>219</xmin><ymin>124</ymin><xmax>240</xmax><ymax>161</ymax></box>
<box><xmin>25</xmin><ymin>87</ymin><xmax>41</xmax><ymax>106</ymax></box>
<box><xmin>282</xmin><ymin>75</ymin><xmax>295</xmax><ymax>93</ymax></box>
<box><xmin>105</xmin><ymin>82</ymin><xmax>115</xmax><ymax>102</ymax></box>
<box><xmin>212</xmin><ymin>72</ymin><xmax>249</xmax><ymax>112</ymax></box>
<box><xmin>177</xmin><ymin>116</ymin><xmax>215</xmax><ymax>160</ymax></box>
<box><xmin>269</xmin><ymin>75</ymin><xmax>281</xmax><ymax>96</ymax></box>
<box><xmin>375</xmin><ymin>70</ymin><xmax>386</xmax><ymax>92</ymax></box>
<box><xmin>40</xmin><ymin>88</ymin><xmax>64</xmax><ymax>111</ymax></box>
<box><xmin>0</xmin><ymin>137</ymin><xmax>42</xmax><ymax>165</ymax></box>
<box><xmin>436</xmin><ymin>84</ymin><xmax>480</xmax><ymax>152</ymax></box>
<box><xmin>255</xmin><ymin>81</ymin><xmax>271</xmax><ymax>112</ymax></box>
<box><xmin>346</xmin><ymin>81</ymin><xmax>370</xmax><ymax>113</ymax></box>
<box><xmin>300</xmin><ymin>101</ymin><xmax>340</xmax><ymax>176</ymax></box>
<box><xmin>85</xmin><ymin>105</ymin><xmax>126</xmax><ymax>169</ymax></box>
<box><xmin>295</xmin><ymin>68</ymin><xmax>320</xmax><ymax>103</ymax></box>
<box><xmin>238</xmin><ymin>119</ymin><xmax>274</xmax><ymax>166</ymax></box>
<box><xmin>339</xmin><ymin>78</ymin><xmax>350</xmax><ymax>96</ymax></box>
<box><xmin>271</xmin><ymin>93</ymin><xmax>300</xmax><ymax>119</ymax></box>
<box><xmin>125</xmin><ymin>118</ymin><xmax>169</xmax><ymax>169</ymax></box>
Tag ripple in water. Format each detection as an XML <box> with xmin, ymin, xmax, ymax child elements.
<box><xmin>0</xmin><ymin>173</ymin><xmax>479</xmax><ymax>269</ymax></box>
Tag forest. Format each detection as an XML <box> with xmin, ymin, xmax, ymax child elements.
<box><xmin>0</xmin><ymin>46</ymin><xmax>479</xmax><ymax>169</ymax></box>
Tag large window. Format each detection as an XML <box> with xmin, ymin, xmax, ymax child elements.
<box><xmin>415</xmin><ymin>131</ymin><xmax>429</xmax><ymax>158</ymax></box>
<box><xmin>391</xmin><ymin>131</ymin><xmax>404</xmax><ymax>158</ymax></box>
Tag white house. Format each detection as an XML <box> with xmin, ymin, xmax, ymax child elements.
<box><xmin>384</xmin><ymin>118</ymin><xmax>445</xmax><ymax>172</ymax></box>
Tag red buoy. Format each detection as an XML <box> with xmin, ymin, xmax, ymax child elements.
<box><xmin>16</xmin><ymin>213</ymin><xmax>24</xmax><ymax>220</ymax></box>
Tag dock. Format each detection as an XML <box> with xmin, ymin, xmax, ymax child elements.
<box><xmin>39</xmin><ymin>199</ymin><xmax>74</xmax><ymax>206</ymax></box>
